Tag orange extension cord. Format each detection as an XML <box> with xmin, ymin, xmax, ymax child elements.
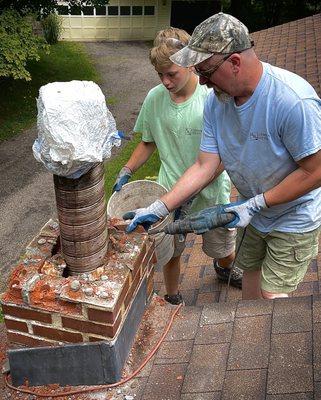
<box><xmin>4</xmin><ymin>303</ymin><xmax>182</xmax><ymax>398</ymax></box>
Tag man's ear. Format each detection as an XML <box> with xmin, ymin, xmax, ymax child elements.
<box><xmin>229</xmin><ymin>53</ymin><xmax>241</xmax><ymax>73</ymax></box>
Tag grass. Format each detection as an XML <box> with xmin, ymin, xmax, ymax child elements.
<box><xmin>106</xmin><ymin>96</ymin><xmax>119</xmax><ymax>106</ymax></box>
<box><xmin>0</xmin><ymin>38</ymin><xmax>160</xmax><ymax>187</ymax></box>
<box><xmin>104</xmin><ymin>133</ymin><xmax>161</xmax><ymax>201</ymax></box>
<box><xmin>0</xmin><ymin>42</ymin><xmax>100</xmax><ymax>141</ymax></box>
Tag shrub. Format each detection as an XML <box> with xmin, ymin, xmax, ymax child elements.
<box><xmin>0</xmin><ymin>10</ymin><xmax>49</xmax><ymax>81</ymax></box>
<box><xmin>41</xmin><ymin>13</ymin><xmax>63</xmax><ymax>44</ymax></box>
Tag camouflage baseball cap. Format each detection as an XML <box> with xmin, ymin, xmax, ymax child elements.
<box><xmin>170</xmin><ymin>12</ymin><xmax>253</xmax><ymax>67</ymax></box>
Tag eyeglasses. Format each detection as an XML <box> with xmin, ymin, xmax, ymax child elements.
<box><xmin>193</xmin><ymin>39</ymin><xmax>255</xmax><ymax>80</ymax></box>
<box><xmin>194</xmin><ymin>53</ymin><xmax>232</xmax><ymax>79</ymax></box>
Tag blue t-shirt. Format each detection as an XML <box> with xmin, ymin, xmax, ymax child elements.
<box><xmin>201</xmin><ymin>62</ymin><xmax>321</xmax><ymax>233</ymax></box>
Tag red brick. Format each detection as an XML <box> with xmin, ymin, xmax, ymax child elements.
<box><xmin>124</xmin><ymin>268</ymin><xmax>142</xmax><ymax>308</ymax></box>
<box><xmin>147</xmin><ymin>269</ymin><xmax>155</xmax><ymax>297</ymax></box>
<box><xmin>57</xmin><ymin>300</ymin><xmax>82</xmax><ymax>316</ymax></box>
<box><xmin>88</xmin><ymin>275</ymin><xmax>130</xmax><ymax>324</ymax></box>
<box><xmin>62</xmin><ymin>311</ymin><xmax>122</xmax><ymax>338</ymax></box>
<box><xmin>4</xmin><ymin>318</ymin><xmax>29</xmax><ymax>333</ymax></box>
<box><xmin>141</xmin><ymin>241</ymin><xmax>156</xmax><ymax>273</ymax></box>
<box><xmin>89</xmin><ymin>336</ymin><xmax>105</xmax><ymax>342</ymax></box>
<box><xmin>132</xmin><ymin>240</ymin><xmax>147</xmax><ymax>276</ymax></box>
<box><xmin>87</xmin><ymin>308</ymin><xmax>114</xmax><ymax>324</ymax></box>
<box><xmin>7</xmin><ymin>332</ymin><xmax>54</xmax><ymax>347</ymax></box>
<box><xmin>106</xmin><ymin>312</ymin><xmax>122</xmax><ymax>337</ymax></box>
<box><xmin>113</xmin><ymin>223</ymin><xmax>145</xmax><ymax>233</ymax></box>
<box><xmin>32</xmin><ymin>324</ymin><xmax>83</xmax><ymax>343</ymax></box>
<box><xmin>113</xmin><ymin>274</ymin><xmax>130</xmax><ymax>316</ymax></box>
<box><xmin>2</xmin><ymin>304</ymin><xmax>52</xmax><ymax>323</ymax></box>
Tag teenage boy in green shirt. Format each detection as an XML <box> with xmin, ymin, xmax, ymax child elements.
<box><xmin>113</xmin><ymin>27</ymin><xmax>239</xmax><ymax>304</ymax></box>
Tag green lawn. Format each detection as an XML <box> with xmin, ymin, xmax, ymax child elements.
<box><xmin>0</xmin><ymin>42</ymin><xmax>100</xmax><ymax>141</ymax></box>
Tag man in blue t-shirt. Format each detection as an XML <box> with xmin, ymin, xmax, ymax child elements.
<box><xmin>123</xmin><ymin>13</ymin><xmax>321</xmax><ymax>300</ymax></box>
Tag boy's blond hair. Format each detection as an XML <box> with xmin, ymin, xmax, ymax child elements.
<box><xmin>150</xmin><ymin>27</ymin><xmax>190</xmax><ymax>69</ymax></box>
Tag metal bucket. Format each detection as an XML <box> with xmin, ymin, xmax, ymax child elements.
<box><xmin>107</xmin><ymin>180</ymin><xmax>175</xmax><ymax>268</ymax></box>
<box><xmin>53</xmin><ymin>163</ymin><xmax>108</xmax><ymax>275</ymax></box>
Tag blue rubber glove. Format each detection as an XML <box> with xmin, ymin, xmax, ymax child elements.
<box><xmin>112</xmin><ymin>166</ymin><xmax>132</xmax><ymax>192</ymax></box>
<box><xmin>123</xmin><ymin>199</ymin><xmax>169</xmax><ymax>232</ymax></box>
<box><xmin>223</xmin><ymin>193</ymin><xmax>268</xmax><ymax>228</ymax></box>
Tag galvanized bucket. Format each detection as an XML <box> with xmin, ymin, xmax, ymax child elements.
<box><xmin>107</xmin><ymin>180</ymin><xmax>175</xmax><ymax>268</ymax></box>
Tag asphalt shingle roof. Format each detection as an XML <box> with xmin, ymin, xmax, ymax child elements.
<box><xmin>252</xmin><ymin>13</ymin><xmax>321</xmax><ymax>97</ymax></box>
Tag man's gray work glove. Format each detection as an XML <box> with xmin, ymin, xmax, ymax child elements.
<box><xmin>165</xmin><ymin>204</ymin><xmax>235</xmax><ymax>235</ymax></box>
<box><xmin>112</xmin><ymin>166</ymin><xmax>132</xmax><ymax>192</ymax></box>
<box><xmin>123</xmin><ymin>199</ymin><xmax>169</xmax><ymax>233</ymax></box>
<box><xmin>223</xmin><ymin>193</ymin><xmax>268</xmax><ymax>228</ymax></box>
<box><xmin>164</xmin><ymin>194</ymin><xmax>267</xmax><ymax>235</ymax></box>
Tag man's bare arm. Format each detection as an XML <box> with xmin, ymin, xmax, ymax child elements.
<box><xmin>161</xmin><ymin>151</ymin><xmax>221</xmax><ymax>211</ymax></box>
<box><xmin>264</xmin><ymin>149</ymin><xmax>321</xmax><ymax>206</ymax></box>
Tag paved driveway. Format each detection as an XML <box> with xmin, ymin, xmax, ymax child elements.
<box><xmin>0</xmin><ymin>41</ymin><xmax>158</xmax><ymax>293</ymax></box>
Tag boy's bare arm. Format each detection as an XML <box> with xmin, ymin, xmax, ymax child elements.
<box><xmin>126</xmin><ymin>140</ymin><xmax>157</xmax><ymax>172</ymax></box>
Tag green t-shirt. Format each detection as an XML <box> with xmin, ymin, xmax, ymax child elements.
<box><xmin>134</xmin><ymin>83</ymin><xmax>231</xmax><ymax>213</ymax></box>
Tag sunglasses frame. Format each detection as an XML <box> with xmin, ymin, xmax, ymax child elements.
<box><xmin>194</xmin><ymin>53</ymin><xmax>233</xmax><ymax>79</ymax></box>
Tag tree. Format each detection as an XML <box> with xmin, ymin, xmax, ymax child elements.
<box><xmin>221</xmin><ymin>0</ymin><xmax>321</xmax><ymax>32</ymax></box>
<box><xmin>0</xmin><ymin>1</ymin><xmax>109</xmax><ymax>80</ymax></box>
<box><xmin>0</xmin><ymin>10</ymin><xmax>49</xmax><ymax>80</ymax></box>
<box><xmin>0</xmin><ymin>1</ymin><xmax>109</xmax><ymax>18</ymax></box>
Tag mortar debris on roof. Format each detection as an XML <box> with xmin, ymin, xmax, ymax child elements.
<box><xmin>1</xmin><ymin>219</ymin><xmax>147</xmax><ymax>315</ymax></box>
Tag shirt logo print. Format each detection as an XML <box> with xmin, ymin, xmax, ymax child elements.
<box><xmin>186</xmin><ymin>128</ymin><xmax>202</xmax><ymax>136</ymax></box>
<box><xmin>250</xmin><ymin>132</ymin><xmax>268</xmax><ymax>140</ymax></box>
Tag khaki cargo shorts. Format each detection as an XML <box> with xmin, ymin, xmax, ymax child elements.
<box><xmin>173</xmin><ymin>227</ymin><xmax>236</xmax><ymax>259</ymax></box>
<box><xmin>235</xmin><ymin>224</ymin><xmax>321</xmax><ymax>293</ymax></box>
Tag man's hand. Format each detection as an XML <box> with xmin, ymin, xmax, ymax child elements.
<box><xmin>223</xmin><ymin>194</ymin><xmax>268</xmax><ymax>228</ymax></box>
<box><xmin>123</xmin><ymin>199</ymin><xmax>169</xmax><ymax>232</ymax></box>
<box><xmin>112</xmin><ymin>166</ymin><xmax>132</xmax><ymax>192</ymax></box>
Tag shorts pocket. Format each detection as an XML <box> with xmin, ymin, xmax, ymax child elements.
<box><xmin>294</xmin><ymin>244</ymin><xmax>318</xmax><ymax>263</ymax></box>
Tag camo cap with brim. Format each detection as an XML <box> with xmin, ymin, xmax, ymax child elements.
<box><xmin>170</xmin><ymin>12</ymin><xmax>252</xmax><ymax>67</ymax></box>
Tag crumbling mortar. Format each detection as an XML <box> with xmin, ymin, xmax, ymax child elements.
<box><xmin>82</xmin><ymin>305</ymin><xmax>89</xmax><ymax>319</ymax></box>
<box><xmin>2</xmin><ymin>220</ymin><xmax>156</xmax><ymax>348</ymax></box>
<box><xmin>51</xmin><ymin>313</ymin><xmax>62</xmax><ymax>328</ymax></box>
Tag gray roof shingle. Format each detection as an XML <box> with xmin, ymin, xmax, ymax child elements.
<box><xmin>252</xmin><ymin>13</ymin><xmax>321</xmax><ymax>96</ymax></box>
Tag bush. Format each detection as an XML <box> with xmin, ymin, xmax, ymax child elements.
<box><xmin>0</xmin><ymin>10</ymin><xmax>49</xmax><ymax>81</ymax></box>
<box><xmin>41</xmin><ymin>13</ymin><xmax>63</xmax><ymax>44</ymax></box>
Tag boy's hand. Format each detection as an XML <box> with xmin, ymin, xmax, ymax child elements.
<box><xmin>112</xmin><ymin>166</ymin><xmax>132</xmax><ymax>192</ymax></box>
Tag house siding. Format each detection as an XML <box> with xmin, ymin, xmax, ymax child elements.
<box><xmin>61</xmin><ymin>0</ymin><xmax>171</xmax><ymax>41</ymax></box>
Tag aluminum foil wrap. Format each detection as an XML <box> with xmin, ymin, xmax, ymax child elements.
<box><xmin>33</xmin><ymin>80</ymin><xmax>121</xmax><ymax>177</ymax></box>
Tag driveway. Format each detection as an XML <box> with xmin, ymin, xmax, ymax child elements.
<box><xmin>0</xmin><ymin>41</ymin><xmax>158</xmax><ymax>293</ymax></box>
